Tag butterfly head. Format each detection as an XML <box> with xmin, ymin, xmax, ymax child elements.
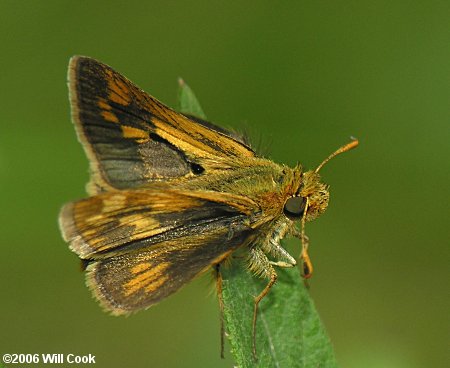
<box><xmin>284</xmin><ymin>138</ymin><xmax>358</xmax><ymax>223</ymax></box>
<box><xmin>282</xmin><ymin>138</ymin><xmax>358</xmax><ymax>278</ymax></box>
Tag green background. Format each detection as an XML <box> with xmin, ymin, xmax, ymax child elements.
<box><xmin>0</xmin><ymin>1</ymin><xmax>448</xmax><ymax>367</ymax></box>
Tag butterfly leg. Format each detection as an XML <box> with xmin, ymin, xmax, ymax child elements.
<box><xmin>269</xmin><ymin>260</ymin><xmax>296</xmax><ymax>268</ymax></box>
<box><xmin>247</xmin><ymin>247</ymin><xmax>277</xmax><ymax>360</ymax></box>
<box><xmin>292</xmin><ymin>228</ymin><xmax>313</xmax><ymax>278</ymax></box>
<box><xmin>214</xmin><ymin>263</ymin><xmax>225</xmax><ymax>358</ymax></box>
<box><xmin>253</xmin><ymin>271</ymin><xmax>277</xmax><ymax>361</ymax></box>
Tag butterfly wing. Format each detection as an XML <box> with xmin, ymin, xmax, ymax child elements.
<box><xmin>86</xmin><ymin>219</ymin><xmax>253</xmax><ymax>315</ymax></box>
<box><xmin>69</xmin><ymin>56</ymin><xmax>256</xmax><ymax>194</ymax></box>
<box><xmin>59</xmin><ymin>187</ymin><xmax>258</xmax><ymax>259</ymax></box>
<box><xmin>59</xmin><ymin>188</ymin><xmax>258</xmax><ymax>314</ymax></box>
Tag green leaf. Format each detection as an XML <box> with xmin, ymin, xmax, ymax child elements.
<box><xmin>222</xmin><ymin>261</ymin><xmax>338</xmax><ymax>368</ymax></box>
<box><xmin>177</xmin><ymin>78</ymin><xmax>207</xmax><ymax>119</ymax></box>
<box><xmin>177</xmin><ymin>82</ymin><xmax>338</xmax><ymax>368</ymax></box>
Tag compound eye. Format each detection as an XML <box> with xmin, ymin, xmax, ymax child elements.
<box><xmin>283</xmin><ymin>196</ymin><xmax>306</xmax><ymax>219</ymax></box>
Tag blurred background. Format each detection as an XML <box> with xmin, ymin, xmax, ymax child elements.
<box><xmin>0</xmin><ymin>1</ymin><xmax>448</xmax><ymax>367</ymax></box>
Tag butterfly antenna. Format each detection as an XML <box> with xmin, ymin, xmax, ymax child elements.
<box><xmin>315</xmin><ymin>137</ymin><xmax>359</xmax><ymax>173</ymax></box>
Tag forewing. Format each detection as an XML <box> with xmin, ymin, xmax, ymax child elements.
<box><xmin>69</xmin><ymin>56</ymin><xmax>255</xmax><ymax>193</ymax></box>
<box><xmin>86</xmin><ymin>220</ymin><xmax>253</xmax><ymax>315</ymax></box>
<box><xmin>59</xmin><ymin>187</ymin><xmax>258</xmax><ymax>259</ymax></box>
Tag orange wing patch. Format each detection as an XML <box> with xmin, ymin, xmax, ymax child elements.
<box><xmin>124</xmin><ymin>261</ymin><xmax>170</xmax><ymax>297</ymax></box>
<box><xmin>106</xmin><ymin>68</ymin><xmax>132</xmax><ymax>106</ymax></box>
<box><xmin>121</xmin><ymin>125</ymin><xmax>149</xmax><ymax>142</ymax></box>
